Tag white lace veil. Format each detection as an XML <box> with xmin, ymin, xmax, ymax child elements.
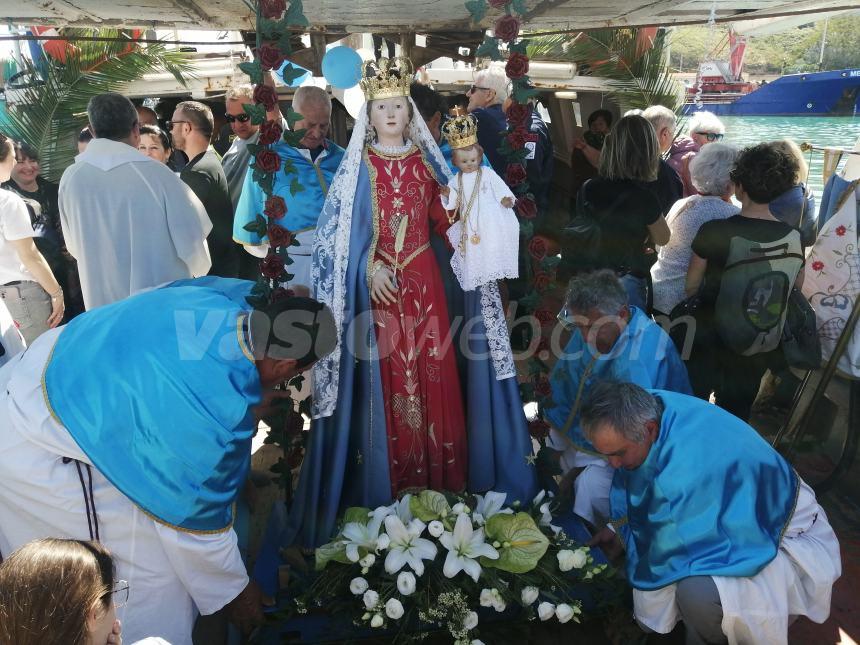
<box><xmin>311</xmin><ymin>97</ymin><xmax>514</xmax><ymax>419</ymax></box>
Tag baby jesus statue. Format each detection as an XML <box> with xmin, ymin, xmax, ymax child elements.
<box><xmin>439</xmin><ymin>112</ymin><xmax>520</xmax><ymax>291</ymax></box>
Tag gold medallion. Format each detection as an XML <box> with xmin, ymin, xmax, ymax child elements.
<box><xmin>470</xmin><ymin>233</ymin><xmax>481</xmax><ymax>245</ymax></box>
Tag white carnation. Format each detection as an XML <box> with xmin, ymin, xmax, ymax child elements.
<box><xmin>385</xmin><ymin>598</ymin><xmax>405</xmax><ymax>620</ymax></box>
<box><xmin>557</xmin><ymin>549</ymin><xmax>577</xmax><ymax>572</ymax></box>
<box><xmin>520</xmin><ymin>586</ymin><xmax>539</xmax><ymax>606</ymax></box>
<box><xmin>397</xmin><ymin>571</ymin><xmax>416</xmax><ymax>596</ymax></box>
<box><xmin>363</xmin><ymin>589</ymin><xmax>379</xmax><ymax>610</ymax></box>
<box><xmin>428</xmin><ymin>520</ymin><xmax>445</xmax><ymax>538</ymax></box>
<box><xmin>537</xmin><ymin>601</ymin><xmax>555</xmax><ymax>621</ymax></box>
<box><xmin>555</xmin><ymin>603</ymin><xmax>575</xmax><ymax>623</ymax></box>
<box><xmin>349</xmin><ymin>577</ymin><xmax>368</xmax><ymax>595</ymax></box>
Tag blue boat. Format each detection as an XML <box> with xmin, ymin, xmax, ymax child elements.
<box><xmin>684</xmin><ymin>68</ymin><xmax>860</xmax><ymax>117</ymax></box>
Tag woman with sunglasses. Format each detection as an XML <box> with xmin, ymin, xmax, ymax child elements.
<box><xmin>0</xmin><ymin>538</ymin><xmax>126</xmax><ymax>645</ymax></box>
<box><xmin>669</xmin><ymin>110</ymin><xmax>727</xmax><ymax>197</ymax></box>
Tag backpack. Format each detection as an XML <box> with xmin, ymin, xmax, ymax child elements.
<box><xmin>714</xmin><ymin>229</ymin><xmax>804</xmax><ymax>356</ymax></box>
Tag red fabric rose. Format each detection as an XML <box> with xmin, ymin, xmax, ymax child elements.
<box><xmin>267</xmin><ymin>224</ymin><xmax>293</xmax><ymax>248</ymax></box>
<box><xmin>516</xmin><ymin>196</ymin><xmax>537</xmax><ymax>220</ymax></box>
<box><xmin>506</xmin><ymin>102</ymin><xmax>531</xmax><ymax>127</ymax></box>
<box><xmin>533</xmin><ymin>270</ymin><xmax>550</xmax><ymax>292</ymax></box>
<box><xmin>253</xmin><ymin>84</ymin><xmax>279</xmax><ymax>111</ymax></box>
<box><xmin>264</xmin><ymin>195</ymin><xmax>287</xmax><ymax>219</ymax></box>
<box><xmin>528</xmin><ymin>236</ymin><xmax>548</xmax><ymax>260</ymax></box>
<box><xmin>812</xmin><ymin>260</ymin><xmax>824</xmax><ymax>271</ymax></box>
<box><xmin>534</xmin><ymin>376</ymin><xmax>552</xmax><ymax>399</ymax></box>
<box><xmin>505</xmin><ymin>53</ymin><xmax>530</xmax><ymax>80</ymax></box>
<box><xmin>836</xmin><ymin>225</ymin><xmax>847</xmax><ymax>236</ymax></box>
<box><xmin>260</xmin><ymin>0</ymin><xmax>287</xmax><ymax>18</ymax></box>
<box><xmin>260</xmin><ymin>252</ymin><xmax>285</xmax><ymax>279</ymax></box>
<box><xmin>255</xmin><ymin>149</ymin><xmax>281</xmax><ymax>173</ymax></box>
<box><xmin>488</xmin><ymin>0</ymin><xmax>508</xmax><ymax>7</ymax></box>
<box><xmin>271</xmin><ymin>286</ymin><xmax>295</xmax><ymax>302</ymax></box>
<box><xmin>494</xmin><ymin>14</ymin><xmax>521</xmax><ymax>42</ymax></box>
<box><xmin>258</xmin><ymin>118</ymin><xmax>284</xmax><ymax>145</ymax></box>
<box><xmin>506</xmin><ymin>127</ymin><xmax>528</xmax><ymax>150</ymax></box>
<box><xmin>534</xmin><ymin>308</ymin><xmax>555</xmax><ymax>326</ymax></box>
<box><xmin>258</xmin><ymin>43</ymin><xmax>286</xmax><ymax>71</ymax></box>
<box><xmin>528</xmin><ymin>418</ymin><xmax>550</xmax><ymax>441</ymax></box>
<box><xmin>505</xmin><ymin>163</ymin><xmax>527</xmax><ymax>187</ymax></box>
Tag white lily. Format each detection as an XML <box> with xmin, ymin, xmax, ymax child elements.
<box><xmin>439</xmin><ymin>514</ymin><xmax>499</xmax><ymax>582</ymax></box>
<box><xmin>372</xmin><ymin>494</ymin><xmax>415</xmax><ymax>526</ymax></box>
<box><xmin>341</xmin><ymin>513</ymin><xmax>385</xmax><ymax>562</ymax></box>
<box><xmin>473</xmin><ymin>491</ymin><xmax>513</xmax><ymax>525</ymax></box>
<box><xmin>383</xmin><ymin>515</ymin><xmax>437</xmax><ymax>576</ymax></box>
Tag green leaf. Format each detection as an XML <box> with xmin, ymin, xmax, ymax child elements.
<box><xmin>464</xmin><ymin>0</ymin><xmax>487</xmax><ymax>24</ymax></box>
<box><xmin>315</xmin><ymin>540</ymin><xmax>351</xmax><ymax>571</ymax></box>
<box><xmin>343</xmin><ymin>507</ymin><xmax>372</xmax><ymax>525</ymax></box>
<box><xmin>285</xmin><ymin>0</ymin><xmax>310</xmax><ymax>27</ymax></box>
<box><xmin>282</xmin><ymin>129</ymin><xmax>307</xmax><ymax>147</ymax></box>
<box><xmin>512</xmin><ymin>82</ymin><xmax>540</xmax><ymax>104</ymax></box>
<box><xmin>475</xmin><ymin>36</ymin><xmax>502</xmax><ymax>61</ymax></box>
<box><xmin>243</xmin><ymin>102</ymin><xmax>267</xmax><ymax>126</ymax></box>
<box><xmin>281</xmin><ymin>64</ymin><xmax>305</xmax><ymax>86</ymax></box>
<box><xmin>409</xmin><ymin>490</ymin><xmax>452</xmax><ymax>522</ymax></box>
<box><xmin>518</xmin><ymin>290</ymin><xmax>540</xmax><ymax>311</ymax></box>
<box><xmin>289</xmin><ymin>177</ymin><xmax>306</xmax><ymax>196</ymax></box>
<box><xmin>257</xmin><ymin>17</ymin><xmax>279</xmax><ymax>40</ymax></box>
<box><xmin>258</xmin><ymin>173</ymin><xmax>275</xmax><ymax>195</ymax></box>
<box><xmin>277</xmin><ymin>31</ymin><xmax>294</xmax><ymax>55</ymax></box>
<box><xmin>285</xmin><ymin>106</ymin><xmax>304</xmax><ymax>129</ymax></box>
<box><xmin>540</xmin><ymin>255</ymin><xmax>561</xmax><ymax>270</ymax></box>
<box><xmin>282</xmin><ymin>158</ymin><xmax>298</xmax><ymax>176</ymax></box>
<box><xmin>510</xmin><ymin>0</ymin><xmax>527</xmax><ymax>15</ymax></box>
<box><xmin>483</xmin><ymin>512</ymin><xmax>549</xmax><ymax>573</ymax></box>
<box><xmin>519</xmin><ymin>220</ymin><xmax>534</xmax><ymax>238</ymax></box>
<box><xmin>246</xmin><ymin>143</ymin><xmax>262</xmax><ymax>156</ymax></box>
<box><xmin>509</xmin><ymin>40</ymin><xmax>529</xmax><ymax>55</ymax></box>
<box><xmin>239</xmin><ymin>60</ymin><xmax>263</xmax><ymax>85</ymax></box>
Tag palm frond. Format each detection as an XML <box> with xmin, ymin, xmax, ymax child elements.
<box><xmin>5</xmin><ymin>30</ymin><xmax>192</xmax><ymax>182</ymax></box>
<box><xmin>527</xmin><ymin>28</ymin><xmax>683</xmax><ymax>113</ymax></box>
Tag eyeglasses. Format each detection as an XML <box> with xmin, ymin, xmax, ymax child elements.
<box><xmin>695</xmin><ymin>132</ymin><xmax>724</xmax><ymax>142</ymax></box>
<box><xmin>557</xmin><ymin>305</ymin><xmax>578</xmax><ymax>332</ymax></box>
<box><xmin>166</xmin><ymin>120</ymin><xmax>190</xmax><ymax>130</ymax></box>
<box><xmin>105</xmin><ymin>580</ymin><xmax>129</xmax><ymax>608</ymax></box>
<box><xmin>225</xmin><ymin>113</ymin><xmax>251</xmax><ymax>124</ymax></box>
<box><xmin>468</xmin><ymin>85</ymin><xmax>491</xmax><ymax>94</ymax></box>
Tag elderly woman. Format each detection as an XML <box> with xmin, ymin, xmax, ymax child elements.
<box><xmin>651</xmin><ymin>143</ymin><xmax>739</xmax><ymax>315</ymax></box>
<box><xmin>465</xmin><ymin>66</ymin><xmax>510</xmax><ymax>175</ymax></box>
<box><xmin>669</xmin><ymin>111</ymin><xmax>726</xmax><ymax>197</ymax></box>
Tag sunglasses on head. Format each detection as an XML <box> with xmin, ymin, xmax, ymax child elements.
<box><xmin>696</xmin><ymin>132</ymin><xmax>724</xmax><ymax>142</ymax></box>
<box><xmin>225</xmin><ymin>113</ymin><xmax>251</xmax><ymax>124</ymax></box>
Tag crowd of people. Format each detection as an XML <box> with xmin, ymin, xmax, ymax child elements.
<box><xmin>0</xmin><ymin>56</ymin><xmax>843</xmax><ymax>645</ymax></box>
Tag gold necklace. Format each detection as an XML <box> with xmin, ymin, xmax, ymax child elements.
<box><xmin>457</xmin><ymin>168</ymin><xmax>483</xmax><ymax>256</ymax></box>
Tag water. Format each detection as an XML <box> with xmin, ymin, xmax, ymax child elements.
<box><xmin>718</xmin><ymin>116</ymin><xmax>860</xmax><ymax>197</ymax></box>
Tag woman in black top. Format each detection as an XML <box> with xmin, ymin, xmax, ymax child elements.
<box><xmin>573</xmin><ymin>114</ymin><xmax>670</xmax><ymax>310</ymax></box>
<box><xmin>686</xmin><ymin>142</ymin><xmax>803</xmax><ymax>420</ymax></box>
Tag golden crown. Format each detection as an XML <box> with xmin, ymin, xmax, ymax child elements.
<box><xmin>441</xmin><ymin>110</ymin><xmax>479</xmax><ymax>150</ymax></box>
<box><xmin>359</xmin><ymin>57</ymin><xmax>414</xmax><ymax>101</ymax></box>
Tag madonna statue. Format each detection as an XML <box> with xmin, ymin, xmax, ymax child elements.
<box><xmin>284</xmin><ymin>57</ymin><xmax>537</xmax><ymax>547</ymax></box>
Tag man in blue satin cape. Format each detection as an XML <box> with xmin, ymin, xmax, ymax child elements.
<box><xmin>585</xmin><ymin>382</ymin><xmax>841</xmax><ymax>645</ymax></box>
<box><xmin>0</xmin><ymin>277</ymin><xmax>336</xmax><ymax>645</ymax></box>
<box><xmin>547</xmin><ymin>270</ymin><xmax>691</xmax><ymax>526</ymax></box>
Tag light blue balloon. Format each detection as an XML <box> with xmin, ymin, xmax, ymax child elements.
<box><xmin>278</xmin><ymin>60</ymin><xmax>310</xmax><ymax>87</ymax></box>
<box><xmin>322</xmin><ymin>46</ymin><xmax>363</xmax><ymax>89</ymax></box>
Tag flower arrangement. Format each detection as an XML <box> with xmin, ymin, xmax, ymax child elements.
<box><xmin>296</xmin><ymin>490</ymin><xmax>612</xmax><ymax>642</ymax></box>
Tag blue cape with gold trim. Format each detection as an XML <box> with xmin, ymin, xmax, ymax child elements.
<box><xmin>43</xmin><ymin>279</ymin><xmax>260</xmax><ymax>532</ymax></box>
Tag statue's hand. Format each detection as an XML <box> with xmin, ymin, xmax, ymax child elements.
<box><xmin>371</xmin><ymin>265</ymin><xmax>398</xmax><ymax>305</ymax></box>
<box><xmin>440</xmin><ymin>185</ymin><xmax>451</xmax><ymax>197</ymax></box>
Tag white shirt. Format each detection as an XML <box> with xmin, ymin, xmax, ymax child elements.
<box><xmin>0</xmin><ymin>188</ymin><xmax>36</xmax><ymax>285</ymax></box>
<box><xmin>59</xmin><ymin>139</ymin><xmax>213</xmax><ymax>310</ymax></box>
<box><xmin>0</xmin><ymin>328</ymin><xmax>248</xmax><ymax>645</ymax></box>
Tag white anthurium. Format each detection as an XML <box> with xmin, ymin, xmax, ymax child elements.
<box><xmin>396</xmin><ymin>571</ymin><xmax>417</xmax><ymax>596</ymax></box>
<box><xmin>537</xmin><ymin>601</ymin><xmax>555</xmax><ymax>621</ymax></box>
<box><xmin>363</xmin><ymin>589</ymin><xmax>380</xmax><ymax>610</ymax></box>
<box><xmin>341</xmin><ymin>513</ymin><xmax>385</xmax><ymax>562</ymax></box>
<box><xmin>521</xmin><ymin>586</ymin><xmax>539</xmax><ymax>606</ymax></box>
<box><xmin>385</xmin><ymin>598</ymin><xmax>405</xmax><ymax>620</ymax></box>
<box><xmin>555</xmin><ymin>603</ymin><xmax>575</xmax><ymax>623</ymax></box>
<box><xmin>383</xmin><ymin>515</ymin><xmax>437</xmax><ymax>576</ymax></box>
<box><xmin>463</xmin><ymin>611</ymin><xmax>479</xmax><ymax>630</ymax></box>
<box><xmin>428</xmin><ymin>520</ymin><xmax>445</xmax><ymax>538</ymax></box>
<box><xmin>473</xmin><ymin>491</ymin><xmax>513</xmax><ymax>526</ymax></box>
<box><xmin>439</xmin><ymin>513</ymin><xmax>499</xmax><ymax>582</ymax></box>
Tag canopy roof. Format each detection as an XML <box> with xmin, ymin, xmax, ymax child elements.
<box><xmin>0</xmin><ymin>0</ymin><xmax>853</xmax><ymax>32</ymax></box>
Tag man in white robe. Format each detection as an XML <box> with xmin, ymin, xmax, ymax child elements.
<box><xmin>0</xmin><ymin>278</ymin><xmax>337</xmax><ymax>645</ymax></box>
<box><xmin>59</xmin><ymin>92</ymin><xmax>212</xmax><ymax>310</ymax></box>
<box><xmin>586</xmin><ymin>382</ymin><xmax>841</xmax><ymax>645</ymax></box>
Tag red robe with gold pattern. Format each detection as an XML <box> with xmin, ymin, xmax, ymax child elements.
<box><xmin>365</xmin><ymin>145</ymin><xmax>467</xmax><ymax>494</ymax></box>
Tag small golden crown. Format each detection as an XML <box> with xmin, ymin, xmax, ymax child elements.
<box><xmin>441</xmin><ymin>109</ymin><xmax>479</xmax><ymax>149</ymax></box>
<box><xmin>359</xmin><ymin>57</ymin><xmax>414</xmax><ymax>101</ymax></box>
